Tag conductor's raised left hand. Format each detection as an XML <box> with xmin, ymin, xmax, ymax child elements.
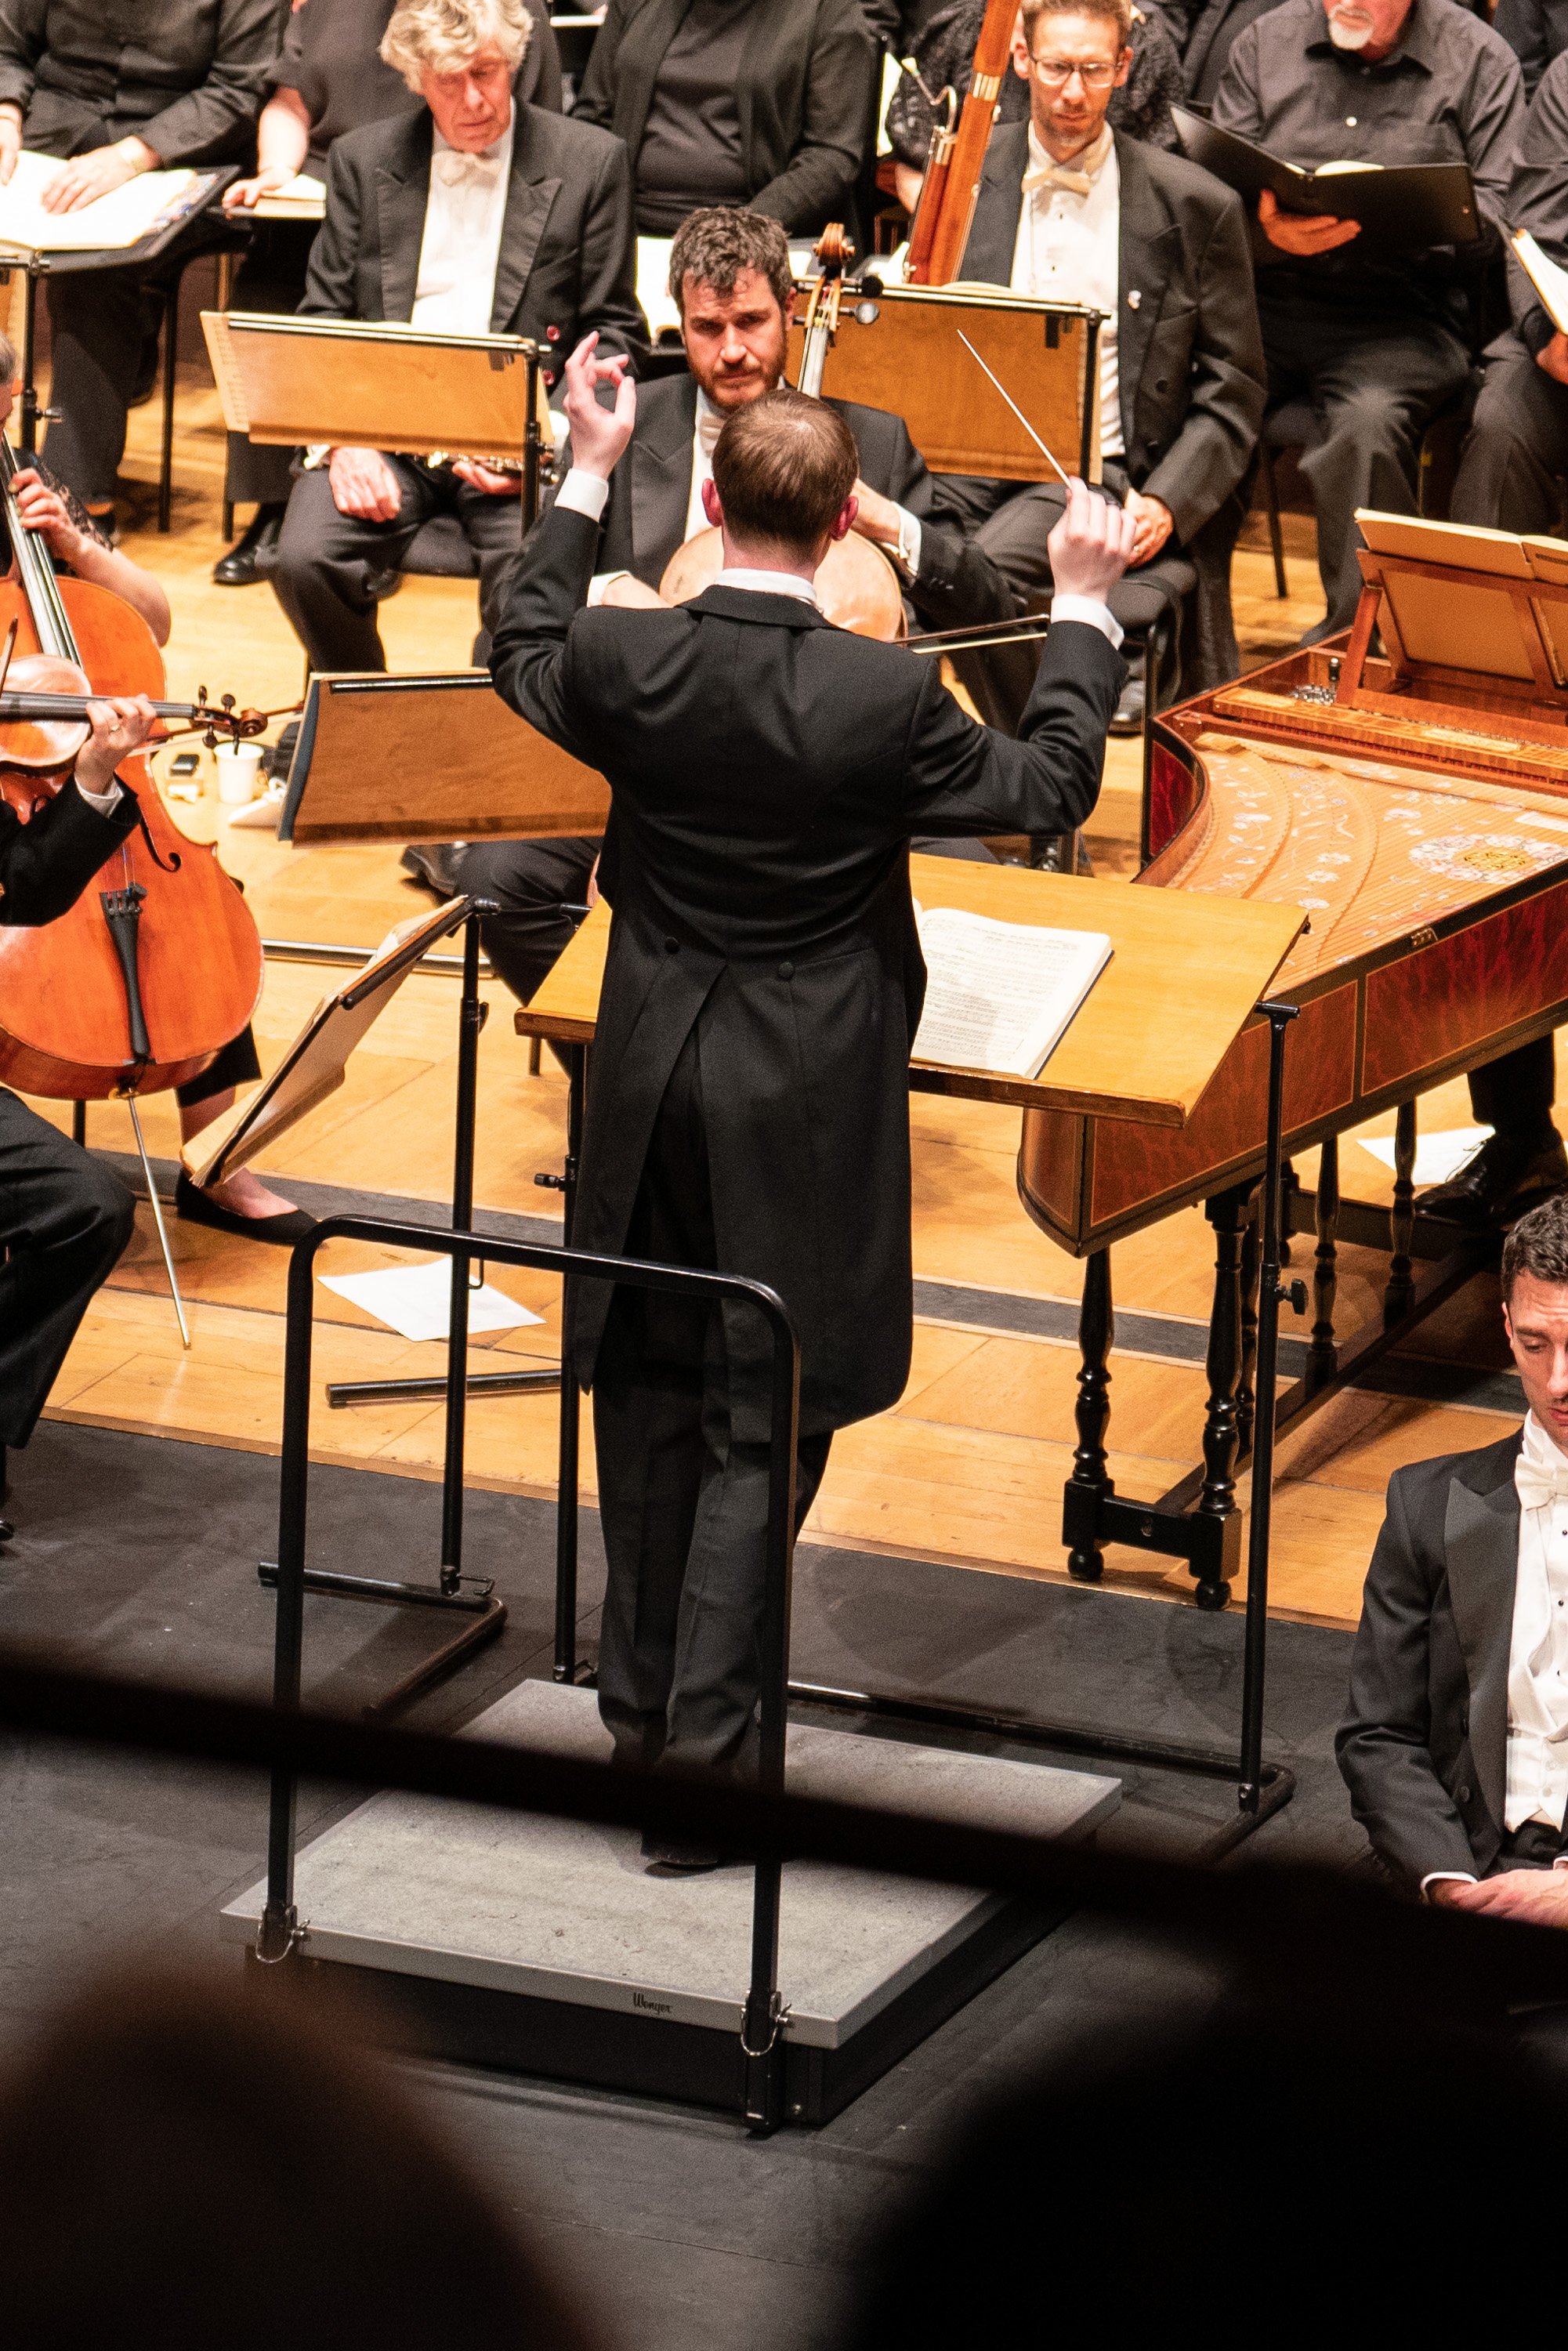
<box><xmin>562</xmin><ymin>333</ymin><xmax>636</xmax><ymax>482</ymax></box>
<box><xmin>1046</xmin><ymin>476</ymin><xmax>1139</xmax><ymax>604</ymax></box>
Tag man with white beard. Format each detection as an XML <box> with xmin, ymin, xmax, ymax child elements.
<box><xmin>1210</xmin><ymin>0</ymin><xmax>1522</xmax><ymax>637</ymax></box>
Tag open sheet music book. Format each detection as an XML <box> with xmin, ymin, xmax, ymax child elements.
<box><xmin>251</xmin><ymin>172</ymin><xmax>328</xmax><ymax>220</ymax></box>
<box><xmin>1512</xmin><ymin>229</ymin><xmax>1568</xmax><ymax>334</ymax></box>
<box><xmin>1171</xmin><ymin>107</ymin><xmax>1479</xmax><ymax>251</ymax></box>
<box><xmin>912</xmin><ymin>906</ymin><xmax>1112</xmax><ymax>1078</ymax></box>
<box><xmin>0</xmin><ymin>150</ymin><xmax>196</xmax><ymax>252</ymax></box>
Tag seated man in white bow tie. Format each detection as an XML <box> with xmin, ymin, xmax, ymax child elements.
<box><xmin>1339</xmin><ymin>1190</ymin><xmax>1568</xmax><ymax>1922</ymax></box>
<box><xmin>266</xmin><ymin>0</ymin><xmax>644</xmax><ymax>673</ymax></box>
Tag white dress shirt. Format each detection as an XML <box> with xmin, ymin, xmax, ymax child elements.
<box><xmin>588</xmin><ymin>387</ymin><xmax>924</xmax><ymax>606</ymax></box>
<box><xmin>410</xmin><ymin>118</ymin><xmax>515</xmax><ymax>336</ymax></box>
<box><xmin>1422</xmin><ymin>1411</ymin><xmax>1568</xmax><ymax>1896</ymax></box>
<box><xmin>556</xmin><ymin>465</ymin><xmax>1119</xmax><ymax>643</ymax></box>
<box><xmin>1009</xmin><ymin>121</ymin><xmax>1124</xmax><ymax>461</ymax></box>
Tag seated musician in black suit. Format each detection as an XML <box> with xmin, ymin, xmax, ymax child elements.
<box><xmin>438</xmin><ymin>205</ymin><xmax>1024</xmax><ymax>1005</ymax></box>
<box><xmin>1210</xmin><ymin>0</ymin><xmax>1523</xmax><ymax>644</ymax></box>
<box><xmin>571</xmin><ymin>0</ymin><xmax>876</xmax><ymax>238</ymax></box>
<box><xmin>1419</xmin><ymin>55</ymin><xmax>1568</xmax><ymax>1230</ymax></box>
<box><xmin>0</xmin><ymin>0</ymin><xmax>278</xmax><ymax>531</ymax></box>
<box><xmin>215</xmin><ymin>0</ymin><xmax>564</xmax><ymax>588</ymax></box>
<box><xmin>490</xmin><ymin>336</ymin><xmax>1132</xmax><ymax>1850</ymax></box>
<box><xmin>1338</xmin><ymin>1192</ymin><xmax>1568</xmax><ymax>1921</ymax></box>
<box><xmin>267</xmin><ymin>0</ymin><xmax>645</xmax><ymax>677</ymax></box>
<box><xmin>938</xmin><ymin>0</ymin><xmax>1265</xmax><ymax>723</ymax></box>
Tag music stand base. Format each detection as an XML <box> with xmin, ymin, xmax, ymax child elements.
<box><xmin>257</xmin><ymin>1560</ymin><xmax>506</xmax><ymax>1717</ymax></box>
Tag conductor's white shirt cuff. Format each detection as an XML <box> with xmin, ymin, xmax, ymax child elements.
<box><xmin>74</xmin><ymin>775</ymin><xmax>123</xmax><ymax>815</ymax></box>
<box><xmin>556</xmin><ymin>468</ymin><xmax>610</xmax><ymax>522</ymax></box>
<box><xmin>1050</xmin><ymin>594</ymin><xmax>1124</xmax><ymax>650</ymax></box>
<box><xmin>1419</xmin><ymin>1871</ymin><xmax>1478</xmax><ymax>1900</ymax></box>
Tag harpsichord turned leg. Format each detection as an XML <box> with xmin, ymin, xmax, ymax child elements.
<box><xmin>1385</xmin><ymin>1099</ymin><xmax>1418</xmax><ymax>1327</ymax></box>
<box><xmin>1308</xmin><ymin>1136</ymin><xmax>1340</xmax><ymax>1386</ymax></box>
<box><xmin>1065</xmin><ymin>1248</ymin><xmax>1113</xmax><ymax>1583</ymax></box>
<box><xmin>1194</xmin><ymin>1184</ymin><xmax>1250</xmax><ymax>1610</ymax></box>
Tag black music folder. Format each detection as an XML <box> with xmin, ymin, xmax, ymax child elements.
<box><xmin>1171</xmin><ymin>107</ymin><xmax>1479</xmax><ymax>251</ymax></box>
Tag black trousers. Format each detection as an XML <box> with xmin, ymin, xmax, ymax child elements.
<box><xmin>270</xmin><ymin>460</ymin><xmax>526</xmax><ymax>672</ymax></box>
<box><xmin>0</xmin><ymin>1089</ymin><xmax>135</xmax><ymax>1447</ymax></box>
<box><xmin>222</xmin><ymin>220</ymin><xmax>318</xmax><ymax>512</ymax></box>
<box><xmin>1256</xmin><ymin>295</ymin><xmax>1472</xmax><ymax>632</ymax></box>
<box><xmin>592</xmin><ymin>1027</ymin><xmax>831</xmax><ymax>1780</ymax></box>
<box><xmin>1450</xmin><ymin>345</ymin><xmax>1568</xmax><ymax>539</ymax></box>
<box><xmin>1465</xmin><ymin>1034</ymin><xmax>1557</xmax><ymax>1142</ymax></box>
<box><xmin>42</xmin><ymin>216</ymin><xmax>232</xmax><ymax>508</ymax></box>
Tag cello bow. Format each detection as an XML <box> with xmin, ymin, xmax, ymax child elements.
<box><xmin>904</xmin><ymin>0</ymin><xmax>1019</xmax><ymax>287</ymax></box>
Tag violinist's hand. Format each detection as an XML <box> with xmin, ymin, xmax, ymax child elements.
<box><xmin>1125</xmin><ymin>489</ymin><xmax>1174</xmax><ymax>567</ymax></box>
<box><xmin>223</xmin><ymin>163</ymin><xmax>296</xmax><ymax>212</ymax></box>
<box><xmin>1047</xmin><ymin>476</ymin><xmax>1139</xmax><ymax>603</ymax></box>
<box><xmin>42</xmin><ymin>139</ymin><xmax>156</xmax><ymax>213</ymax></box>
<box><xmin>328</xmin><ymin>445</ymin><xmax>403</xmax><ymax>522</ymax></box>
<box><xmin>75</xmin><ymin>695</ymin><xmax>157</xmax><ymax>799</ymax></box>
<box><xmin>0</xmin><ymin>105</ymin><xmax>20</xmax><ymax>188</ymax></box>
<box><xmin>450</xmin><ymin>457</ymin><xmax>521</xmax><ymax>498</ymax></box>
<box><xmin>1257</xmin><ymin>187</ymin><xmax>1360</xmax><ymax>255</ymax></box>
<box><xmin>9</xmin><ymin>466</ymin><xmax>85</xmax><ymax>565</ymax></box>
<box><xmin>562</xmin><ymin>332</ymin><xmax>636</xmax><ymax>482</ymax></box>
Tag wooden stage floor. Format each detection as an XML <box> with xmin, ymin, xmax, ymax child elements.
<box><xmin>27</xmin><ymin>376</ymin><xmax>1524</xmax><ymax>1636</ymax></box>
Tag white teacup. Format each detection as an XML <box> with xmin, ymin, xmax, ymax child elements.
<box><xmin>215</xmin><ymin>740</ymin><xmax>264</xmax><ymax>804</ymax></box>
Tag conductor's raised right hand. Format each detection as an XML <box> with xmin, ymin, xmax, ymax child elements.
<box><xmin>1046</xmin><ymin>477</ymin><xmax>1139</xmax><ymax>605</ymax></box>
<box><xmin>562</xmin><ymin>332</ymin><xmax>636</xmax><ymax>482</ymax></box>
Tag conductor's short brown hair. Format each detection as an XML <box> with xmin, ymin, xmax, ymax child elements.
<box><xmin>1503</xmin><ymin>1189</ymin><xmax>1568</xmax><ymax>1302</ymax></box>
<box><xmin>711</xmin><ymin>388</ymin><xmax>858</xmax><ymax>559</ymax></box>
<box><xmin>669</xmin><ymin>208</ymin><xmax>794</xmax><ymax>317</ymax></box>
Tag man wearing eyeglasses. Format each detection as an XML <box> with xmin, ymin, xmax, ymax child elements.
<box><xmin>946</xmin><ymin>0</ymin><xmax>1264</xmax><ymax>717</ymax></box>
<box><xmin>1211</xmin><ymin>0</ymin><xmax>1523</xmax><ymax>641</ymax></box>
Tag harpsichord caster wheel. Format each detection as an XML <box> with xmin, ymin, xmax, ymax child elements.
<box><xmin>1193</xmin><ymin>1577</ymin><xmax>1231</xmax><ymax>1613</ymax></box>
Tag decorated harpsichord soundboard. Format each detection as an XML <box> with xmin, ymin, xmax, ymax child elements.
<box><xmin>1020</xmin><ymin>510</ymin><xmax>1568</xmax><ymax>1254</ymax></box>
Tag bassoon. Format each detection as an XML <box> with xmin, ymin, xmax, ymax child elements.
<box><xmin>904</xmin><ymin>0</ymin><xmax>1019</xmax><ymax>287</ymax></box>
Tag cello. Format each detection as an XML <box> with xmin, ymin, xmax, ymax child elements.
<box><xmin>658</xmin><ymin>226</ymin><xmax>907</xmax><ymax>640</ymax></box>
<box><xmin>0</xmin><ymin>434</ymin><xmax>268</xmax><ymax>1335</ymax></box>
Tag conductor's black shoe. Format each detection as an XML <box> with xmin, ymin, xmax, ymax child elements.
<box><xmin>173</xmin><ymin>1172</ymin><xmax>318</xmax><ymax>1249</ymax></box>
<box><xmin>641</xmin><ymin>1830</ymin><xmax>723</xmax><ymax>1875</ymax></box>
<box><xmin>1418</xmin><ymin>1131</ymin><xmax>1568</xmax><ymax>1231</ymax></box>
<box><xmin>214</xmin><ymin>503</ymin><xmax>284</xmax><ymax>586</ymax></box>
<box><xmin>400</xmin><ymin>842</ymin><xmax>468</xmax><ymax>896</ymax></box>
<box><xmin>1108</xmin><ymin>672</ymin><xmax>1146</xmax><ymax>736</ymax></box>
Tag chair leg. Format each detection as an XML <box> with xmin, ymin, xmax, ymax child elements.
<box><xmin>159</xmin><ymin>277</ymin><xmax>178</xmax><ymax>534</ymax></box>
<box><xmin>1262</xmin><ymin>446</ymin><xmax>1287</xmax><ymax>599</ymax></box>
<box><xmin>222</xmin><ymin>498</ymin><xmax>234</xmax><ymax>542</ymax></box>
<box><xmin>72</xmin><ymin>1099</ymin><xmax>85</xmax><ymax>1146</ymax></box>
<box><xmin>1140</xmin><ymin>629</ymin><xmax>1157</xmax><ymax>863</ymax></box>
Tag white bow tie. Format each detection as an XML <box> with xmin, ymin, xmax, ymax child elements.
<box><xmin>1517</xmin><ymin>1449</ymin><xmax>1568</xmax><ymax>1512</ymax></box>
<box><xmin>436</xmin><ymin>149</ymin><xmax>502</xmax><ymax>187</ymax></box>
<box><xmin>697</xmin><ymin>408</ymin><xmax>723</xmax><ymax>456</ymax></box>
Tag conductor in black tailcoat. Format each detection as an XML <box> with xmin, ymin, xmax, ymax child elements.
<box><xmin>491</xmin><ymin>336</ymin><xmax>1132</xmax><ymax>1867</ymax></box>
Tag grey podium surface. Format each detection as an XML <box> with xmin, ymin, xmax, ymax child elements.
<box><xmin>223</xmin><ymin>1682</ymin><xmax>1118</xmax><ymax>2052</ymax></box>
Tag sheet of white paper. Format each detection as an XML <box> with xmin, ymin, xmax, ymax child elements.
<box><xmin>913</xmin><ymin>907</ymin><xmax>1112</xmax><ymax>1077</ymax></box>
<box><xmin>636</xmin><ymin>236</ymin><xmax>682</xmax><ymax>336</ymax></box>
<box><xmin>251</xmin><ymin>172</ymin><xmax>327</xmax><ymax>219</ymax></box>
<box><xmin>1356</xmin><ymin>1125</ymin><xmax>1490</xmax><ymax>1186</ymax></box>
<box><xmin>319</xmin><ymin>1258</ymin><xmax>545</xmax><ymax>1342</ymax></box>
<box><xmin>0</xmin><ymin>151</ymin><xmax>195</xmax><ymax>252</ymax></box>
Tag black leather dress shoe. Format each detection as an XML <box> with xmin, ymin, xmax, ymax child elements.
<box><xmin>1108</xmin><ymin>671</ymin><xmax>1146</xmax><ymax>737</ymax></box>
<box><xmin>174</xmin><ymin>1172</ymin><xmax>317</xmax><ymax>1248</ymax></box>
<box><xmin>214</xmin><ymin>503</ymin><xmax>284</xmax><ymax>586</ymax></box>
<box><xmin>1418</xmin><ymin>1130</ymin><xmax>1568</xmax><ymax>1230</ymax></box>
<box><xmin>639</xmin><ymin>1827</ymin><xmax>728</xmax><ymax>1875</ymax></box>
<box><xmin>400</xmin><ymin>842</ymin><xmax>468</xmax><ymax>896</ymax></box>
<box><xmin>364</xmin><ymin>567</ymin><xmax>403</xmax><ymax>602</ymax></box>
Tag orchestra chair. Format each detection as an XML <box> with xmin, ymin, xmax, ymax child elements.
<box><xmin>1258</xmin><ymin>378</ymin><xmax>1479</xmax><ymax>599</ymax></box>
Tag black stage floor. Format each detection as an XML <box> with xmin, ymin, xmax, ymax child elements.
<box><xmin>1</xmin><ymin>1421</ymin><xmax>1367</xmax><ymax>2349</ymax></box>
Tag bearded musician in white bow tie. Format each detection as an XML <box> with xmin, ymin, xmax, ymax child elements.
<box><xmin>266</xmin><ymin>0</ymin><xmax>645</xmax><ymax>675</ymax></box>
<box><xmin>1339</xmin><ymin>1191</ymin><xmax>1568</xmax><ymax>1922</ymax></box>
<box><xmin>932</xmin><ymin>0</ymin><xmax>1265</xmax><ymax>715</ymax></box>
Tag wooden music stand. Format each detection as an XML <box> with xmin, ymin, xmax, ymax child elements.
<box><xmin>200</xmin><ymin>309</ymin><xmax>549</xmax><ymax>519</ymax></box>
<box><xmin>278</xmin><ymin>671</ymin><xmax>610</xmax><ymax>847</ymax></box>
<box><xmin>515</xmin><ymin>857</ymin><xmax>1305</xmax><ymax>1837</ymax></box>
<box><xmin>784</xmin><ymin>284</ymin><xmax>1101</xmax><ymax>484</ymax></box>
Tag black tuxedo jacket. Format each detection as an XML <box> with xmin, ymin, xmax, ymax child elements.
<box><xmin>958</xmin><ymin>121</ymin><xmax>1264</xmax><ymax>549</ymax></box>
<box><xmin>300</xmin><ymin>103</ymin><xmax>646</xmax><ymax>390</ymax></box>
<box><xmin>0</xmin><ymin>777</ymin><xmax>139</xmax><ymax>929</ymax></box>
<box><xmin>572</xmin><ymin>0</ymin><xmax>876</xmax><ymax>234</ymax></box>
<box><xmin>491</xmin><ymin>502</ymin><xmax>1123</xmax><ymax>1438</ymax></box>
<box><xmin>574</xmin><ymin>371</ymin><xmax>1013</xmax><ymax>634</ymax></box>
<box><xmin>1338</xmin><ymin>1430</ymin><xmax>1530</xmax><ymax>1892</ymax></box>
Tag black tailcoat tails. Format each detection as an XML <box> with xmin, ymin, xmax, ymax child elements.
<box><xmin>491</xmin><ymin>504</ymin><xmax>1124</xmax><ymax>1445</ymax></box>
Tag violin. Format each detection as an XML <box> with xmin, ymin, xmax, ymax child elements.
<box><xmin>658</xmin><ymin>226</ymin><xmax>907</xmax><ymax>643</ymax></box>
<box><xmin>904</xmin><ymin>0</ymin><xmax>1019</xmax><ymax>287</ymax></box>
<box><xmin>0</xmin><ymin>432</ymin><xmax>267</xmax><ymax>1100</ymax></box>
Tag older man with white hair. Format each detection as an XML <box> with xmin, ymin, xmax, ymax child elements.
<box><xmin>269</xmin><ymin>0</ymin><xmax>644</xmax><ymax>672</ymax></box>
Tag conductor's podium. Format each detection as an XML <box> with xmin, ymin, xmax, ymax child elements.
<box><xmin>1028</xmin><ymin>510</ymin><xmax>1568</xmax><ymax>1602</ymax></box>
